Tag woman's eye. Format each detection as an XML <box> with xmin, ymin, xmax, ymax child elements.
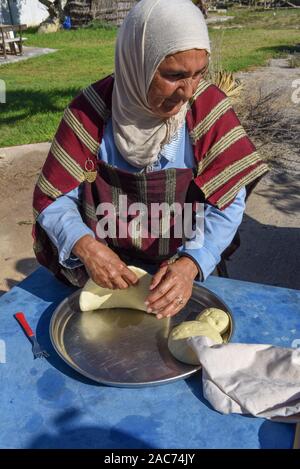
<box><xmin>166</xmin><ymin>74</ymin><xmax>183</xmax><ymax>81</ymax></box>
<box><xmin>165</xmin><ymin>72</ymin><xmax>204</xmax><ymax>81</ymax></box>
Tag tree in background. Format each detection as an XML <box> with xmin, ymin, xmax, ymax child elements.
<box><xmin>38</xmin><ymin>0</ymin><xmax>68</xmax><ymax>32</ymax></box>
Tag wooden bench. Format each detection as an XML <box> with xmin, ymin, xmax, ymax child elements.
<box><xmin>0</xmin><ymin>24</ymin><xmax>27</xmax><ymax>60</ymax></box>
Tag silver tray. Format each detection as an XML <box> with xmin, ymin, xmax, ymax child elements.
<box><xmin>50</xmin><ymin>284</ymin><xmax>234</xmax><ymax>387</ymax></box>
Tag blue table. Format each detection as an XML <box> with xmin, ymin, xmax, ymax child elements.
<box><xmin>0</xmin><ymin>267</ymin><xmax>299</xmax><ymax>449</ymax></box>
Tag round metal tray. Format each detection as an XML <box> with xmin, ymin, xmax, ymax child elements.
<box><xmin>50</xmin><ymin>284</ymin><xmax>234</xmax><ymax>387</ymax></box>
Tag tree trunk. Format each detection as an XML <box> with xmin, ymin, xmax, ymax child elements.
<box><xmin>38</xmin><ymin>0</ymin><xmax>66</xmax><ymax>23</ymax></box>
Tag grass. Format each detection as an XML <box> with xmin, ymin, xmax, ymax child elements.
<box><xmin>0</xmin><ymin>8</ymin><xmax>299</xmax><ymax>147</ymax></box>
<box><xmin>225</xmin><ymin>7</ymin><xmax>300</xmax><ymax>30</ymax></box>
<box><xmin>0</xmin><ymin>27</ymin><xmax>117</xmax><ymax>146</ymax></box>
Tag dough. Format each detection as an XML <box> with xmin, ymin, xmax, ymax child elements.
<box><xmin>79</xmin><ymin>266</ymin><xmax>152</xmax><ymax>312</ymax></box>
<box><xmin>196</xmin><ymin>308</ymin><xmax>230</xmax><ymax>334</ymax></box>
<box><xmin>168</xmin><ymin>320</ymin><xmax>223</xmax><ymax>365</ymax></box>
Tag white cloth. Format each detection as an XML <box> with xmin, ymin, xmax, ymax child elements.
<box><xmin>189</xmin><ymin>336</ymin><xmax>300</xmax><ymax>423</ymax></box>
<box><xmin>112</xmin><ymin>0</ymin><xmax>211</xmax><ymax>168</ymax></box>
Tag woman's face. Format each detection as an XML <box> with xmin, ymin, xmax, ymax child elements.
<box><xmin>147</xmin><ymin>49</ymin><xmax>209</xmax><ymax>119</ymax></box>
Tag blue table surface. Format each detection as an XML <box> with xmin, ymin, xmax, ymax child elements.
<box><xmin>0</xmin><ymin>267</ymin><xmax>299</xmax><ymax>449</ymax></box>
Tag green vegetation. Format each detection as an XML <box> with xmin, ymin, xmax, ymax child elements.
<box><xmin>226</xmin><ymin>7</ymin><xmax>300</xmax><ymax>29</ymax></box>
<box><xmin>0</xmin><ymin>8</ymin><xmax>299</xmax><ymax>147</ymax></box>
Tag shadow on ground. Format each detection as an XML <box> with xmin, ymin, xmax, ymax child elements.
<box><xmin>228</xmin><ymin>213</ymin><xmax>300</xmax><ymax>290</ymax></box>
<box><xmin>1</xmin><ymin>87</ymin><xmax>81</xmax><ymax>126</ymax></box>
<box><xmin>257</xmin><ymin>44</ymin><xmax>300</xmax><ymax>57</ymax></box>
<box><xmin>0</xmin><ymin>257</ymin><xmax>38</xmax><ymax>297</ymax></box>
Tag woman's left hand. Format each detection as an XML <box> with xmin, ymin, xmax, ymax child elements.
<box><xmin>144</xmin><ymin>257</ymin><xmax>199</xmax><ymax>319</ymax></box>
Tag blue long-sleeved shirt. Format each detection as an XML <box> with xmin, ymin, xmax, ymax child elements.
<box><xmin>38</xmin><ymin>118</ymin><xmax>246</xmax><ymax>280</ymax></box>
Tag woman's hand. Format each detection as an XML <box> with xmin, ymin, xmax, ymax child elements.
<box><xmin>72</xmin><ymin>235</ymin><xmax>138</xmax><ymax>290</ymax></box>
<box><xmin>144</xmin><ymin>257</ymin><xmax>199</xmax><ymax>319</ymax></box>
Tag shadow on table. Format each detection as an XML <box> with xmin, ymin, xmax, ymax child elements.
<box><xmin>258</xmin><ymin>420</ymin><xmax>295</xmax><ymax>449</ymax></box>
<box><xmin>18</xmin><ymin>266</ymin><xmax>76</xmax><ymax>303</ymax></box>
<box><xmin>28</xmin><ymin>408</ymin><xmax>154</xmax><ymax>449</ymax></box>
<box><xmin>185</xmin><ymin>372</ymin><xmax>216</xmax><ymax>412</ymax></box>
<box><xmin>187</xmin><ymin>375</ymin><xmax>295</xmax><ymax>449</ymax></box>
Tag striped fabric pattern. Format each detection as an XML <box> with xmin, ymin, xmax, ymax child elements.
<box><xmin>217</xmin><ymin>163</ymin><xmax>269</xmax><ymax>208</ymax></box>
<box><xmin>83</xmin><ymin>201</ymin><xmax>98</xmax><ymax>223</ymax></box>
<box><xmin>105</xmin><ymin>163</ymin><xmax>124</xmax><ymax>248</ymax></box>
<box><xmin>37</xmin><ymin>172</ymin><xmax>62</xmax><ymax>200</ymax></box>
<box><xmin>201</xmin><ymin>151</ymin><xmax>264</xmax><ymax>197</ymax></box>
<box><xmin>33</xmin><ymin>208</ymin><xmax>39</xmax><ymax>222</ymax></box>
<box><xmin>159</xmin><ymin>168</ymin><xmax>177</xmax><ymax>256</ymax></box>
<box><xmin>33</xmin><ymin>75</ymin><xmax>269</xmax><ymax>216</ymax></box>
<box><xmin>83</xmin><ymin>85</ymin><xmax>110</xmax><ymax>122</ymax></box>
<box><xmin>132</xmin><ymin>174</ymin><xmax>148</xmax><ymax>251</ymax></box>
<box><xmin>190</xmin><ymin>79</ymin><xmax>211</xmax><ymax>104</ymax></box>
<box><xmin>32</xmin><ymin>78</ymin><xmax>113</xmax><ymax>220</ymax></box>
<box><xmin>190</xmin><ymin>97</ymin><xmax>232</xmax><ymax>144</ymax></box>
<box><xmin>83</xmin><ymin>160</ymin><xmax>193</xmax><ymax>264</ymax></box>
<box><xmin>51</xmin><ymin>138</ymin><xmax>86</xmax><ymax>183</ymax></box>
<box><xmin>197</xmin><ymin>125</ymin><xmax>247</xmax><ymax>175</ymax></box>
<box><xmin>63</xmin><ymin>107</ymin><xmax>100</xmax><ymax>156</ymax></box>
<box><xmin>32</xmin><ymin>74</ymin><xmax>269</xmax><ymax>284</ymax></box>
<box><xmin>186</xmin><ymin>79</ymin><xmax>269</xmax><ymax>209</ymax></box>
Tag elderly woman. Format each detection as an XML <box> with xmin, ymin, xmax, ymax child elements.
<box><xmin>33</xmin><ymin>0</ymin><xmax>268</xmax><ymax>320</ymax></box>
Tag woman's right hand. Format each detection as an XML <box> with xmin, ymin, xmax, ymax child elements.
<box><xmin>72</xmin><ymin>235</ymin><xmax>138</xmax><ymax>290</ymax></box>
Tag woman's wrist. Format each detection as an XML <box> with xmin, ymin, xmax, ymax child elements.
<box><xmin>175</xmin><ymin>256</ymin><xmax>199</xmax><ymax>280</ymax></box>
<box><xmin>72</xmin><ymin>235</ymin><xmax>99</xmax><ymax>263</ymax></box>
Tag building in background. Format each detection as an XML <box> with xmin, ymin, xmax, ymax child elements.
<box><xmin>0</xmin><ymin>0</ymin><xmax>138</xmax><ymax>28</ymax></box>
<box><xmin>0</xmin><ymin>0</ymin><xmax>49</xmax><ymax>26</ymax></box>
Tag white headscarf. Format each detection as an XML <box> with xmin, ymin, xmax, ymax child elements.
<box><xmin>112</xmin><ymin>0</ymin><xmax>211</xmax><ymax>168</ymax></box>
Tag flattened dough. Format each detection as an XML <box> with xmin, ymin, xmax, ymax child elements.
<box><xmin>196</xmin><ymin>308</ymin><xmax>230</xmax><ymax>334</ymax></box>
<box><xmin>79</xmin><ymin>266</ymin><xmax>152</xmax><ymax>312</ymax></box>
<box><xmin>168</xmin><ymin>320</ymin><xmax>223</xmax><ymax>365</ymax></box>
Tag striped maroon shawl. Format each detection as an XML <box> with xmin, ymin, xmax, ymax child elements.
<box><xmin>32</xmin><ymin>75</ymin><xmax>269</xmax><ymax>282</ymax></box>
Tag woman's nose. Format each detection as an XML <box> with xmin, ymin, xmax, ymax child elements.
<box><xmin>178</xmin><ymin>78</ymin><xmax>195</xmax><ymax>101</ymax></box>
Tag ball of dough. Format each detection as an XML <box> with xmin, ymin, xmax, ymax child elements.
<box><xmin>196</xmin><ymin>308</ymin><xmax>230</xmax><ymax>334</ymax></box>
<box><xmin>168</xmin><ymin>320</ymin><xmax>223</xmax><ymax>365</ymax></box>
<box><xmin>79</xmin><ymin>266</ymin><xmax>152</xmax><ymax>312</ymax></box>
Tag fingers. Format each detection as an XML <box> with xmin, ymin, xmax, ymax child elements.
<box><xmin>120</xmin><ymin>264</ymin><xmax>139</xmax><ymax>286</ymax></box>
<box><xmin>103</xmin><ymin>264</ymin><xmax>133</xmax><ymax>290</ymax></box>
<box><xmin>145</xmin><ymin>263</ymin><xmax>194</xmax><ymax>319</ymax></box>
<box><xmin>90</xmin><ymin>274</ymin><xmax>115</xmax><ymax>290</ymax></box>
<box><xmin>146</xmin><ymin>270</ymin><xmax>175</xmax><ymax>305</ymax></box>
<box><xmin>150</xmin><ymin>289</ymin><xmax>186</xmax><ymax>319</ymax></box>
<box><xmin>147</xmin><ymin>287</ymin><xmax>180</xmax><ymax>312</ymax></box>
<box><xmin>149</xmin><ymin>265</ymin><xmax>168</xmax><ymax>291</ymax></box>
<box><xmin>145</xmin><ymin>271</ymin><xmax>185</xmax><ymax>317</ymax></box>
<box><xmin>84</xmin><ymin>245</ymin><xmax>139</xmax><ymax>289</ymax></box>
<box><xmin>156</xmin><ymin>296</ymin><xmax>186</xmax><ymax>319</ymax></box>
<box><xmin>111</xmin><ymin>274</ymin><xmax>130</xmax><ymax>290</ymax></box>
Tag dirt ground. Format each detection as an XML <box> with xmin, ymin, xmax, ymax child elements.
<box><xmin>229</xmin><ymin>58</ymin><xmax>300</xmax><ymax>290</ymax></box>
<box><xmin>0</xmin><ymin>58</ymin><xmax>299</xmax><ymax>295</ymax></box>
<box><xmin>0</xmin><ymin>143</ymin><xmax>50</xmax><ymax>295</ymax></box>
